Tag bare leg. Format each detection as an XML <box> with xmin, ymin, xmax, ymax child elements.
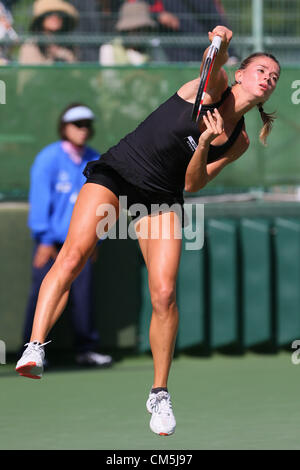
<box><xmin>137</xmin><ymin>211</ymin><xmax>182</xmax><ymax>388</ymax></box>
<box><xmin>47</xmin><ymin>290</ymin><xmax>70</xmax><ymax>333</ymax></box>
<box><xmin>30</xmin><ymin>183</ymin><xmax>119</xmax><ymax>343</ymax></box>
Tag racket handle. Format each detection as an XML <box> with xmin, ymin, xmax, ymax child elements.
<box><xmin>211</xmin><ymin>35</ymin><xmax>222</xmax><ymax>51</ymax></box>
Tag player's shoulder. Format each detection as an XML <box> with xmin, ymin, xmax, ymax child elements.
<box><xmin>205</xmin><ymin>68</ymin><xmax>229</xmax><ymax>103</ymax></box>
<box><xmin>240</xmin><ymin>127</ymin><xmax>250</xmax><ymax>153</ymax></box>
<box><xmin>237</xmin><ymin>129</ymin><xmax>250</xmax><ymax>154</ymax></box>
<box><xmin>177</xmin><ymin>78</ymin><xmax>200</xmax><ymax>102</ymax></box>
<box><xmin>227</xmin><ymin>124</ymin><xmax>250</xmax><ymax>162</ymax></box>
<box><xmin>178</xmin><ymin>69</ymin><xmax>229</xmax><ymax>105</ymax></box>
<box><xmin>240</xmin><ymin>120</ymin><xmax>250</xmax><ymax>149</ymax></box>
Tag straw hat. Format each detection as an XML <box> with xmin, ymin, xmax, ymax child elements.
<box><xmin>31</xmin><ymin>0</ymin><xmax>79</xmax><ymax>32</ymax></box>
<box><xmin>115</xmin><ymin>1</ymin><xmax>156</xmax><ymax>32</ymax></box>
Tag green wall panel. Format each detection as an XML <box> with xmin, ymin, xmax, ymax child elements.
<box><xmin>206</xmin><ymin>219</ymin><xmax>238</xmax><ymax>348</ymax></box>
<box><xmin>240</xmin><ymin>218</ymin><xmax>272</xmax><ymax>347</ymax></box>
<box><xmin>177</xmin><ymin>234</ymin><xmax>205</xmax><ymax>349</ymax></box>
<box><xmin>274</xmin><ymin>218</ymin><xmax>300</xmax><ymax>346</ymax></box>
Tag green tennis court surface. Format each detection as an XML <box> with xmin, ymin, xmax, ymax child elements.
<box><xmin>1</xmin><ymin>351</ymin><xmax>299</xmax><ymax>450</ymax></box>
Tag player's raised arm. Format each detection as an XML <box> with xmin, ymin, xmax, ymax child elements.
<box><xmin>200</xmin><ymin>26</ymin><xmax>233</xmax><ymax>92</ymax></box>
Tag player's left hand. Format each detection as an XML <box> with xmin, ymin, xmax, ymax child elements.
<box><xmin>199</xmin><ymin>108</ymin><xmax>224</xmax><ymax>145</ymax></box>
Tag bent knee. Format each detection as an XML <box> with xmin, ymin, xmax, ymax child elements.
<box><xmin>58</xmin><ymin>247</ymin><xmax>87</xmax><ymax>279</ymax></box>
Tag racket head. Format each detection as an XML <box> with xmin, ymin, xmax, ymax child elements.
<box><xmin>191</xmin><ymin>38</ymin><xmax>221</xmax><ymax>123</ymax></box>
<box><xmin>191</xmin><ymin>56</ymin><xmax>212</xmax><ymax>123</ymax></box>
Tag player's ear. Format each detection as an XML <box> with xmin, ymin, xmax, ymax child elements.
<box><xmin>234</xmin><ymin>70</ymin><xmax>242</xmax><ymax>85</ymax></box>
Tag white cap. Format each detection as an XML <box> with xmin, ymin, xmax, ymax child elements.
<box><xmin>62</xmin><ymin>106</ymin><xmax>95</xmax><ymax>123</ymax></box>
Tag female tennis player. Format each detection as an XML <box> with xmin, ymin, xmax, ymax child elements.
<box><xmin>16</xmin><ymin>25</ymin><xmax>280</xmax><ymax>436</ymax></box>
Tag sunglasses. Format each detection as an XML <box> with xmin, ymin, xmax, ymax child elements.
<box><xmin>71</xmin><ymin>120</ymin><xmax>93</xmax><ymax>129</ymax></box>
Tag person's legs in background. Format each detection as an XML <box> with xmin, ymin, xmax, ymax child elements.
<box><xmin>22</xmin><ymin>242</ymin><xmax>112</xmax><ymax>367</ymax></box>
<box><xmin>70</xmin><ymin>254</ymin><xmax>113</xmax><ymax>367</ymax></box>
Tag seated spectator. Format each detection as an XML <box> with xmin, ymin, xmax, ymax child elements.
<box><xmin>1</xmin><ymin>0</ymin><xmax>17</xmax><ymax>11</ymax></box>
<box><xmin>18</xmin><ymin>0</ymin><xmax>79</xmax><ymax>64</ymax></box>
<box><xmin>134</xmin><ymin>0</ymin><xmax>239</xmax><ymax>63</ymax></box>
<box><xmin>99</xmin><ymin>1</ymin><xmax>166</xmax><ymax>65</ymax></box>
<box><xmin>0</xmin><ymin>0</ymin><xmax>18</xmax><ymax>64</ymax></box>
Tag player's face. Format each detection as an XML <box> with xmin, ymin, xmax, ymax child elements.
<box><xmin>240</xmin><ymin>57</ymin><xmax>280</xmax><ymax>101</ymax></box>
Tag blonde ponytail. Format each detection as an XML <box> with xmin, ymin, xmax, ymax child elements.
<box><xmin>257</xmin><ymin>103</ymin><xmax>277</xmax><ymax>146</ymax></box>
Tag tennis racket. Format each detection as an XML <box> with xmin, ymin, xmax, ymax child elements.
<box><xmin>191</xmin><ymin>35</ymin><xmax>222</xmax><ymax>123</ymax></box>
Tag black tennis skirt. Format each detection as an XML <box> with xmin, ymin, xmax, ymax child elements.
<box><xmin>83</xmin><ymin>160</ymin><xmax>186</xmax><ymax>226</ymax></box>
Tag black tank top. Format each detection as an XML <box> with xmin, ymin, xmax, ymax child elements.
<box><xmin>86</xmin><ymin>87</ymin><xmax>244</xmax><ymax>195</ymax></box>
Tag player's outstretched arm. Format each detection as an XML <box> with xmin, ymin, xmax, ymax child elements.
<box><xmin>200</xmin><ymin>26</ymin><xmax>233</xmax><ymax>93</ymax></box>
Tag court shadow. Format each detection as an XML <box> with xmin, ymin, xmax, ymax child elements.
<box><xmin>178</xmin><ymin>344</ymin><xmax>213</xmax><ymax>358</ymax></box>
<box><xmin>179</xmin><ymin>341</ymin><xmax>283</xmax><ymax>358</ymax></box>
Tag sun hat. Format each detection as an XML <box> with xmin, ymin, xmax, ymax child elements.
<box><xmin>30</xmin><ymin>0</ymin><xmax>79</xmax><ymax>32</ymax></box>
<box><xmin>115</xmin><ymin>1</ymin><xmax>156</xmax><ymax>32</ymax></box>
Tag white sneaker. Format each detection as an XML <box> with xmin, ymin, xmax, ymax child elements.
<box><xmin>75</xmin><ymin>351</ymin><xmax>113</xmax><ymax>367</ymax></box>
<box><xmin>16</xmin><ymin>341</ymin><xmax>51</xmax><ymax>379</ymax></box>
<box><xmin>146</xmin><ymin>390</ymin><xmax>176</xmax><ymax>436</ymax></box>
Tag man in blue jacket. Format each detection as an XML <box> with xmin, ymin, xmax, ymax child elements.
<box><xmin>22</xmin><ymin>103</ymin><xmax>113</xmax><ymax>367</ymax></box>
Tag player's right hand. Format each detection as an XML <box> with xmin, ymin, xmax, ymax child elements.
<box><xmin>208</xmin><ymin>26</ymin><xmax>233</xmax><ymax>47</ymax></box>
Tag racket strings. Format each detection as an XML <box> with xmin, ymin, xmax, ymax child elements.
<box><xmin>192</xmin><ymin>45</ymin><xmax>219</xmax><ymax>123</ymax></box>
